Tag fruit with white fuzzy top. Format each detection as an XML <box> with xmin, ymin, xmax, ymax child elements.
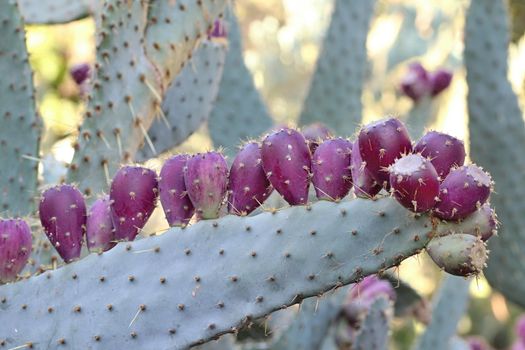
<box><xmin>389</xmin><ymin>154</ymin><xmax>440</xmax><ymax>212</ymax></box>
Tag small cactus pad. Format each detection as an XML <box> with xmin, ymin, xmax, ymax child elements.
<box><xmin>39</xmin><ymin>185</ymin><xmax>87</xmax><ymax>263</ymax></box>
<box><xmin>434</xmin><ymin>165</ymin><xmax>492</xmax><ymax>221</ymax></box>
<box><xmin>0</xmin><ymin>0</ymin><xmax>41</xmax><ymax>216</ymax></box>
<box><xmin>389</xmin><ymin>154</ymin><xmax>440</xmax><ymax>213</ymax></box>
<box><xmin>110</xmin><ymin>166</ymin><xmax>158</xmax><ymax>241</ymax></box>
<box><xmin>311</xmin><ymin>138</ymin><xmax>353</xmax><ymax>201</ymax></box>
<box><xmin>228</xmin><ymin>143</ymin><xmax>273</xmax><ymax>215</ymax></box>
<box><xmin>351</xmin><ymin>140</ymin><xmax>382</xmax><ymax>198</ymax></box>
<box><xmin>159</xmin><ymin>155</ymin><xmax>195</xmax><ymax>227</ymax></box>
<box><xmin>426</xmin><ymin>234</ymin><xmax>487</xmax><ymax>276</ymax></box>
<box><xmin>299</xmin><ymin>0</ymin><xmax>376</xmax><ymax>134</ymax></box>
<box><xmin>86</xmin><ymin>195</ymin><xmax>116</xmax><ymax>253</ymax></box>
<box><xmin>358</xmin><ymin>117</ymin><xmax>413</xmax><ymax>188</ymax></box>
<box><xmin>414</xmin><ymin>131</ymin><xmax>466</xmax><ymax>179</ymax></box>
<box><xmin>208</xmin><ymin>10</ymin><xmax>273</xmax><ymax>152</ymax></box>
<box><xmin>261</xmin><ymin>128</ymin><xmax>312</xmax><ymax>205</ymax></box>
<box><xmin>0</xmin><ymin>219</ymin><xmax>32</xmax><ymax>283</ymax></box>
<box><xmin>302</xmin><ymin>123</ymin><xmax>333</xmax><ymax>153</ymax></box>
<box><xmin>184</xmin><ymin>152</ymin><xmax>229</xmax><ymax>219</ymax></box>
<box><xmin>18</xmin><ymin>0</ymin><xmax>95</xmax><ymax>24</ymax></box>
<box><xmin>136</xmin><ymin>41</ymin><xmax>227</xmax><ymax>161</ymax></box>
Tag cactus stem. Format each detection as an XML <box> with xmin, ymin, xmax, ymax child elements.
<box><xmin>144</xmin><ymin>78</ymin><xmax>162</xmax><ymax>102</ymax></box>
<box><xmin>155</xmin><ymin>105</ymin><xmax>171</xmax><ymax>129</ymax></box>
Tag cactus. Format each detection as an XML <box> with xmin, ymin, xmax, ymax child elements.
<box><xmin>135</xmin><ymin>40</ymin><xmax>227</xmax><ymax>162</ymax></box>
<box><xmin>353</xmin><ymin>296</ymin><xmax>392</xmax><ymax>350</ymax></box>
<box><xmin>17</xmin><ymin>0</ymin><xmax>96</xmax><ymax>24</ymax></box>
<box><xmin>413</xmin><ymin>276</ymin><xmax>470</xmax><ymax>350</ymax></box>
<box><xmin>299</xmin><ymin>0</ymin><xmax>376</xmax><ymax>135</ymax></box>
<box><xmin>0</xmin><ymin>197</ymin><xmax>441</xmax><ymax>348</ymax></box>
<box><xmin>270</xmin><ymin>292</ymin><xmax>346</xmax><ymax>350</ymax></box>
<box><xmin>208</xmin><ymin>10</ymin><xmax>273</xmax><ymax>152</ymax></box>
<box><xmin>0</xmin><ymin>0</ymin><xmax>41</xmax><ymax>216</ymax></box>
<box><xmin>66</xmin><ymin>0</ymin><xmax>228</xmax><ymax>198</ymax></box>
<box><xmin>465</xmin><ymin>0</ymin><xmax>525</xmax><ymax>307</ymax></box>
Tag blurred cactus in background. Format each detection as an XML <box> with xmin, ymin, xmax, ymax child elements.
<box><xmin>0</xmin><ymin>0</ymin><xmax>524</xmax><ymax>349</ymax></box>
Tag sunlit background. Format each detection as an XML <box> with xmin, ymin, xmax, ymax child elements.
<box><xmin>24</xmin><ymin>0</ymin><xmax>525</xmax><ymax>348</ymax></box>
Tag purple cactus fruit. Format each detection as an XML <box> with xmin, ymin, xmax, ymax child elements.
<box><xmin>414</xmin><ymin>131</ymin><xmax>466</xmax><ymax>179</ymax></box>
<box><xmin>110</xmin><ymin>166</ymin><xmax>158</xmax><ymax>241</ymax></box>
<box><xmin>429</xmin><ymin>68</ymin><xmax>453</xmax><ymax>96</ymax></box>
<box><xmin>0</xmin><ymin>219</ymin><xmax>32</xmax><ymax>283</ymax></box>
<box><xmin>426</xmin><ymin>234</ymin><xmax>487</xmax><ymax>276</ymax></box>
<box><xmin>86</xmin><ymin>196</ymin><xmax>116</xmax><ymax>253</ymax></box>
<box><xmin>261</xmin><ymin>128</ymin><xmax>312</xmax><ymax>205</ymax></box>
<box><xmin>184</xmin><ymin>152</ymin><xmax>229</xmax><ymax>219</ymax></box>
<box><xmin>70</xmin><ymin>63</ymin><xmax>91</xmax><ymax>85</ymax></box>
<box><xmin>389</xmin><ymin>154</ymin><xmax>440</xmax><ymax>213</ymax></box>
<box><xmin>159</xmin><ymin>155</ymin><xmax>195</xmax><ymax>226</ymax></box>
<box><xmin>516</xmin><ymin>316</ymin><xmax>525</xmax><ymax>344</ymax></box>
<box><xmin>466</xmin><ymin>337</ymin><xmax>491</xmax><ymax>350</ymax></box>
<box><xmin>228</xmin><ymin>142</ymin><xmax>273</xmax><ymax>215</ymax></box>
<box><xmin>434</xmin><ymin>165</ymin><xmax>492</xmax><ymax>221</ymax></box>
<box><xmin>208</xmin><ymin>19</ymin><xmax>226</xmax><ymax>38</ymax></box>
<box><xmin>400</xmin><ymin>62</ymin><xmax>431</xmax><ymax>102</ymax></box>
<box><xmin>302</xmin><ymin>123</ymin><xmax>333</xmax><ymax>153</ymax></box>
<box><xmin>351</xmin><ymin>140</ymin><xmax>382</xmax><ymax>198</ymax></box>
<box><xmin>358</xmin><ymin>117</ymin><xmax>412</xmax><ymax>188</ymax></box>
<box><xmin>39</xmin><ymin>185</ymin><xmax>86</xmax><ymax>262</ymax></box>
<box><xmin>311</xmin><ymin>138</ymin><xmax>353</xmax><ymax>201</ymax></box>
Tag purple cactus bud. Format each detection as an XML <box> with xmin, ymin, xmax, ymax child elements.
<box><xmin>414</xmin><ymin>131</ymin><xmax>466</xmax><ymax>179</ymax></box>
<box><xmin>261</xmin><ymin>128</ymin><xmax>312</xmax><ymax>205</ymax></box>
<box><xmin>351</xmin><ymin>140</ymin><xmax>382</xmax><ymax>198</ymax></box>
<box><xmin>343</xmin><ymin>275</ymin><xmax>396</xmax><ymax>323</ymax></box>
<box><xmin>39</xmin><ymin>185</ymin><xmax>86</xmax><ymax>263</ymax></box>
<box><xmin>426</xmin><ymin>234</ymin><xmax>487</xmax><ymax>276</ymax></box>
<box><xmin>228</xmin><ymin>142</ymin><xmax>273</xmax><ymax>215</ymax></box>
<box><xmin>429</xmin><ymin>69</ymin><xmax>453</xmax><ymax>96</ymax></box>
<box><xmin>516</xmin><ymin>316</ymin><xmax>525</xmax><ymax>344</ymax></box>
<box><xmin>0</xmin><ymin>219</ymin><xmax>32</xmax><ymax>283</ymax></box>
<box><xmin>208</xmin><ymin>19</ymin><xmax>226</xmax><ymax>38</ymax></box>
<box><xmin>184</xmin><ymin>152</ymin><xmax>229</xmax><ymax>219</ymax></box>
<box><xmin>302</xmin><ymin>123</ymin><xmax>333</xmax><ymax>153</ymax></box>
<box><xmin>400</xmin><ymin>62</ymin><xmax>431</xmax><ymax>102</ymax></box>
<box><xmin>466</xmin><ymin>337</ymin><xmax>491</xmax><ymax>350</ymax></box>
<box><xmin>434</xmin><ymin>165</ymin><xmax>492</xmax><ymax>221</ymax></box>
<box><xmin>159</xmin><ymin>155</ymin><xmax>195</xmax><ymax>226</ymax></box>
<box><xmin>86</xmin><ymin>196</ymin><xmax>116</xmax><ymax>253</ymax></box>
<box><xmin>110</xmin><ymin>166</ymin><xmax>158</xmax><ymax>241</ymax></box>
<box><xmin>70</xmin><ymin>63</ymin><xmax>91</xmax><ymax>85</ymax></box>
<box><xmin>311</xmin><ymin>138</ymin><xmax>353</xmax><ymax>201</ymax></box>
<box><xmin>358</xmin><ymin>117</ymin><xmax>412</xmax><ymax>188</ymax></box>
<box><xmin>389</xmin><ymin>154</ymin><xmax>440</xmax><ymax>213</ymax></box>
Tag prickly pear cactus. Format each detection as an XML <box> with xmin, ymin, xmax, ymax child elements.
<box><xmin>208</xmin><ymin>11</ymin><xmax>273</xmax><ymax>153</ymax></box>
<box><xmin>136</xmin><ymin>40</ymin><xmax>226</xmax><ymax>161</ymax></box>
<box><xmin>299</xmin><ymin>0</ymin><xmax>376</xmax><ymax>135</ymax></box>
<box><xmin>18</xmin><ymin>0</ymin><xmax>97</xmax><ymax>24</ymax></box>
<box><xmin>270</xmin><ymin>291</ymin><xmax>346</xmax><ymax>350</ymax></box>
<box><xmin>353</xmin><ymin>296</ymin><xmax>392</xmax><ymax>350</ymax></box>
<box><xmin>0</xmin><ymin>0</ymin><xmax>41</xmax><ymax>216</ymax></box>
<box><xmin>413</xmin><ymin>276</ymin><xmax>470</xmax><ymax>350</ymax></box>
<box><xmin>405</xmin><ymin>97</ymin><xmax>436</xmax><ymax>139</ymax></box>
<box><xmin>465</xmin><ymin>0</ymin><xmax>525</xmax><ymax>307</ymax></box>
<box><xmin>0</xmin><ymin>197</ymin><xmax>434</xmax><ymax>349</ymax></box>
<box><xmin>67</xmin><ymin>0</ymin><xmax>227</xmax><ymax>197</ymax></box>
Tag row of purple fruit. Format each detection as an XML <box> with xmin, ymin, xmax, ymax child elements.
<box><xmin>0</xmin><ymin>117</ymin><xmax>494</xmax><ymax>283</ymax></box>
